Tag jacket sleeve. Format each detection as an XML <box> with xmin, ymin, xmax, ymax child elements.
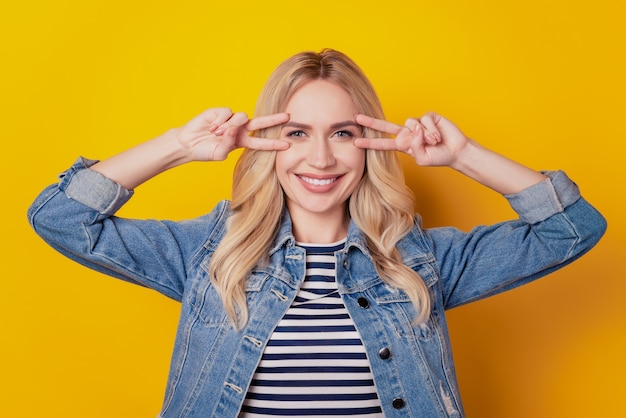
<box><xmin>424</xmin><ymin>170</ymin><xmax>607</xmax><ymax>309</ymax></box>
<box><xmin>27</xmin><ymin>157</ymin><xmax>228</xmax><ymax>301</ymax></box>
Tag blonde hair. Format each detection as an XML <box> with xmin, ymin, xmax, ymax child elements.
<box><xmin>209</xmin><ymin>49</ymin><xmax>430</xmax><ymax>329</ymax></box>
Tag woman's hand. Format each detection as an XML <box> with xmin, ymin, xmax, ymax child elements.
<box><xmin>175</xmin><ymin>108</ymin><xmax>290</xmax><ymax>161</ymax></box>
<box><xmin>354</xmin><ymin>112</ymin><xmax>469</xmax><ymax>167</ymax></box>
<box><xmin>355</xmin><ymin>112</ymin><xmax>547</xmax><ymax>194</ymax></box>
<box><xmin>91</xmin><ymin>108</ymin><xmax>290</xmax><ymax>190</ymax></box>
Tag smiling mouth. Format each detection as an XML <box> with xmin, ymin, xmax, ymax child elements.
<box><xmin>297</xmin><ymin>175</ymin><xmax>340</xmax><ymax>186</ymax></box>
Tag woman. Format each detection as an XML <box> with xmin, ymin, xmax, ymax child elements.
<box><xmin>28</xmin><ymin>49</ymin><xmax>606</xmax><ymax>417</ymax></box>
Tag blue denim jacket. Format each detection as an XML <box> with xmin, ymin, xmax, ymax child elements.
<box><xmin>28</xmin><ymin>158</ymin><xmax>606</xmax><ymax>417</ymax></box>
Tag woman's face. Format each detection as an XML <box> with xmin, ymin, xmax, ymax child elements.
<box><xmin>276</xmin><ymin>79</ymin><xmax>366</xmax><ymax>225</ymax></box>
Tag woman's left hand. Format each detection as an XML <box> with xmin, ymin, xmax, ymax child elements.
<box><xmin>354</xmin><ymin>112</ymin><xmax>470</xmax><ymax>167</ymax></box>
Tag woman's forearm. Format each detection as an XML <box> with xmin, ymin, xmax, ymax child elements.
<box><xmin>90</xmin><ymin>129</ymin><xmax>191</xmax><ymax>190</ymax></box>
<box><xmin>450</xmin><ymin>139</ymin><xmax>547</xmax><ymax>195</ymax></box>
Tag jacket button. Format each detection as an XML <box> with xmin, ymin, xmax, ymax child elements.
<box><xmin>378</xmin><ymin>347</ymin><xmax>391</xmax><ymax>359</ymax></box>
<box><xmin>392</xmin><ymin>398</ymin><xmax>405</xmax><ymax>409</ymax></box>
<box><xmin>357</xmin><ymin>297</ymin><xmax>370</xmax><ymax>308</ymax></box>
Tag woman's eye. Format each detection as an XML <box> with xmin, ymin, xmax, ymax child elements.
<box><xmin>286</xmin><ymin>130</ymin><xmax>306</xmax><ymax>138</ymax></box>
<box><xmin>334</xmin><ymin>130</ymin><xmax>355</xmax><ymax>139</ymax></box>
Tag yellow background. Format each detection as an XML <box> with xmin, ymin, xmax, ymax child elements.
<box><xmin>2</xmin><ymin>0</ymin><xmax>624</xmax><ymax>416</ymax></box>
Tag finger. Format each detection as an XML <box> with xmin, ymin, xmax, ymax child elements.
<box><xmin>396</xmin><ymin>125</ymin><xmax>423</xmax><ymax>155</ymax></box>
<box><xmin>246</xmin><ymin>112</ymin><xmax>290</xmax><ymax>131</ymax></box>
<box><xmin>204</xmin><ymin>108</ymin><xmax>233</xmax><ymax>132</ymax></box>
<box><xmin>355</xmin><ymin>114</ymin><xmax>404</xmax><ymax>136</ymax></box>
<box><xmin>215</xmin><ymin>111</ymin><xmax>248</xmax><ymax>134</ymax></box>
<box><xmin>406</xmin><ymin>117</ymin><xmax>438</xmax><ymax>146</ymax></box>
<box><xmin>182</xmin><ymin>108</ymin><xmax>230</xmax><ymax>134</ymax></box>
<box><xmin>353</xmin><ymin>137</ymin><xmax>401</xmax><ymax>151</ymax></box>
<box><xmin>417</xmin><ymin>113</ymin><xmax>442</xmax><ymax>144</ymax></box>
<box><xmin>404</xmin><ymin>117</ymin><xmax>438</xmax><ymax>146</ymax></box>
<box><xmin>229</xmin><ymin>111</ymin><xmax>249</xmax><ymax>126</ymax></box>
<box><xmin>210</xmin><ymin>126</ymin><xmax>238</xmax><ymax>161</ymax></box>
<box><xmin>241</xmin><ymin>135</ymin><xmax>291</xmax><ymax>151</ymax></box>
<box><xmin>404</xmin><ymin>117</ymin><xmax>422</xmax><ymax>132</ymax></box>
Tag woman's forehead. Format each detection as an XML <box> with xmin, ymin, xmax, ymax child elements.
<box><xmin>284</xmin><ymin>80</ymin><xmax>358</xmax><ymax>121</ymax></box>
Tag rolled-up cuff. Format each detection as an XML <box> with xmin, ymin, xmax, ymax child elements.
<box><xmin>505</xmin><ymin>170</ymin><xmax>581</xmax><ymax>224</ymax></box>
<box><xmin>58</xmin><ymin>157</ymin><xmax>134</xmax><ymax>215</ymax></box>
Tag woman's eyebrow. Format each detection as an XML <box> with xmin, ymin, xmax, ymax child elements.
<box><xmin>330</xmin><ymin>121</ymin><xmax>361</xmax><ymax>130</ymax></box>
<box><xmin>281</xmin><ymin>121</ymin><xmax>361</xmax><ymax>129</ymax></box>
<box><xmin>282</xmin><ymin>122</ymin><xmax>311</xmax><ymax>129</ymax></box>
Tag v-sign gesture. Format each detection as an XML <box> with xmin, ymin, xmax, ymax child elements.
<box><xmin>175</xmin><ymin>108</ymin><xmax>290</xmax><ymax>162</ymax></box>
<box><xmin>354</xmin><ymin>112</ymin><xmax>469</xmax><ymax>167</ymax></box>
<box><xmin>354</xmin><ymin>112</ymin><xmax>547</xmax><ymax>194</ymax></box>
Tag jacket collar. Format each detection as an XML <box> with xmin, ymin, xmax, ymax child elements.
<box><xmin>269</xmin><ymin>208</ymin><xmax>371</xmax><ymax>259</ymax></box>
<box><xmin>268</xmin><ymin>207</ymin><xmax>432</xmax><ymax>264</ymax></box>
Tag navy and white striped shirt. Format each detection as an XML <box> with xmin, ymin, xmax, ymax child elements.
<box><xmin>240</xmin><ymin>240</ymin><xmax>383</xmax><ymax>417</ymax></box>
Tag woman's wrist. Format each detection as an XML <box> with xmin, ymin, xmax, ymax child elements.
<box><xmin>448</xmin><ymin>139</ymin><xmax>481</xmax><ymax>174</ymax></box>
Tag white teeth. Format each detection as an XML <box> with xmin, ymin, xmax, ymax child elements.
<box><xmin>299</xmin><ymin>176</ymin><xmax>337</xmax><ymax>186</ymax></box>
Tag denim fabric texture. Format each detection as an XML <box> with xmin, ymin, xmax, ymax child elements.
<box><xmin>28</xmin><ymin>157</ymin><xmax>607</xmax><ymax>418</ymax></box>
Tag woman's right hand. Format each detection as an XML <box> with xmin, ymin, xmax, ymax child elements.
<box><xmin>175</xmin><ymin>108</ymin><xmax>290</xmax><ymax>161</ymax></box>
<box><xmin>90</xmin><ymin>108</ymin><xmax>290</xmax><ymax>190</ymax></box>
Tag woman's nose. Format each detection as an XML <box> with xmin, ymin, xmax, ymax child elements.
<box><xmin>307</xmin><ymin>138</ymin><xmax>336</xmax><ymax>169</ymax></box>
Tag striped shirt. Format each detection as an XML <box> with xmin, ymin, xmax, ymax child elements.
<box><xmin>240</xmin><ymin>240</ymin><xmax>383</xmax><ymax>417</ymax></box>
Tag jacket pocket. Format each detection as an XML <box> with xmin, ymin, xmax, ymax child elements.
<box><xmin>189</xmin><ymin>265</ymin><xmax>271</xmax><ymax>326</ymax></box>
<box><xmin>188</xmin><ymin>264</ymin><xmax>230</xmax><ymax>326</ymax></box>
<box><xmin>375</xmin><ymin>259</ymin><xmax>441</xmax><ymax>341</ymax></box>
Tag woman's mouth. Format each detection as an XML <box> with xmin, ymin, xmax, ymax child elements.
<box><xmin>297</xmin><ymin>175</ymin><xmax>339</xmax><ymax>186</ymax></box>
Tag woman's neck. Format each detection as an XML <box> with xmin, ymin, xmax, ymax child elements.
<box><xmin>287</xmin><ymin>205</ymin><xmax>350</xmax><ymax>244</ymax></box>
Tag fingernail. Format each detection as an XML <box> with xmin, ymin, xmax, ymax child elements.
<box><xmin>426</xmin><ymin>133</ymin><xmax>439</xmax><ymax>144</ymax></box>
<box><xmin>208</xmin><ymin>123</ymin><xmax>218</xmax><ymax>132</ymax></box>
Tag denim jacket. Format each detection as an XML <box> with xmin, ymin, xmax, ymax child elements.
<box><xmin>28</xmin><ymin>158</ymin><xmax>606</xmax><ymax>417</ymax></box>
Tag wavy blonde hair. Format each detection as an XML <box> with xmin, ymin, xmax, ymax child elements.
<box><xmin>210</xmin><ymin>49</ymin><xmax>430</xmax><ymax>329</ymax></box>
